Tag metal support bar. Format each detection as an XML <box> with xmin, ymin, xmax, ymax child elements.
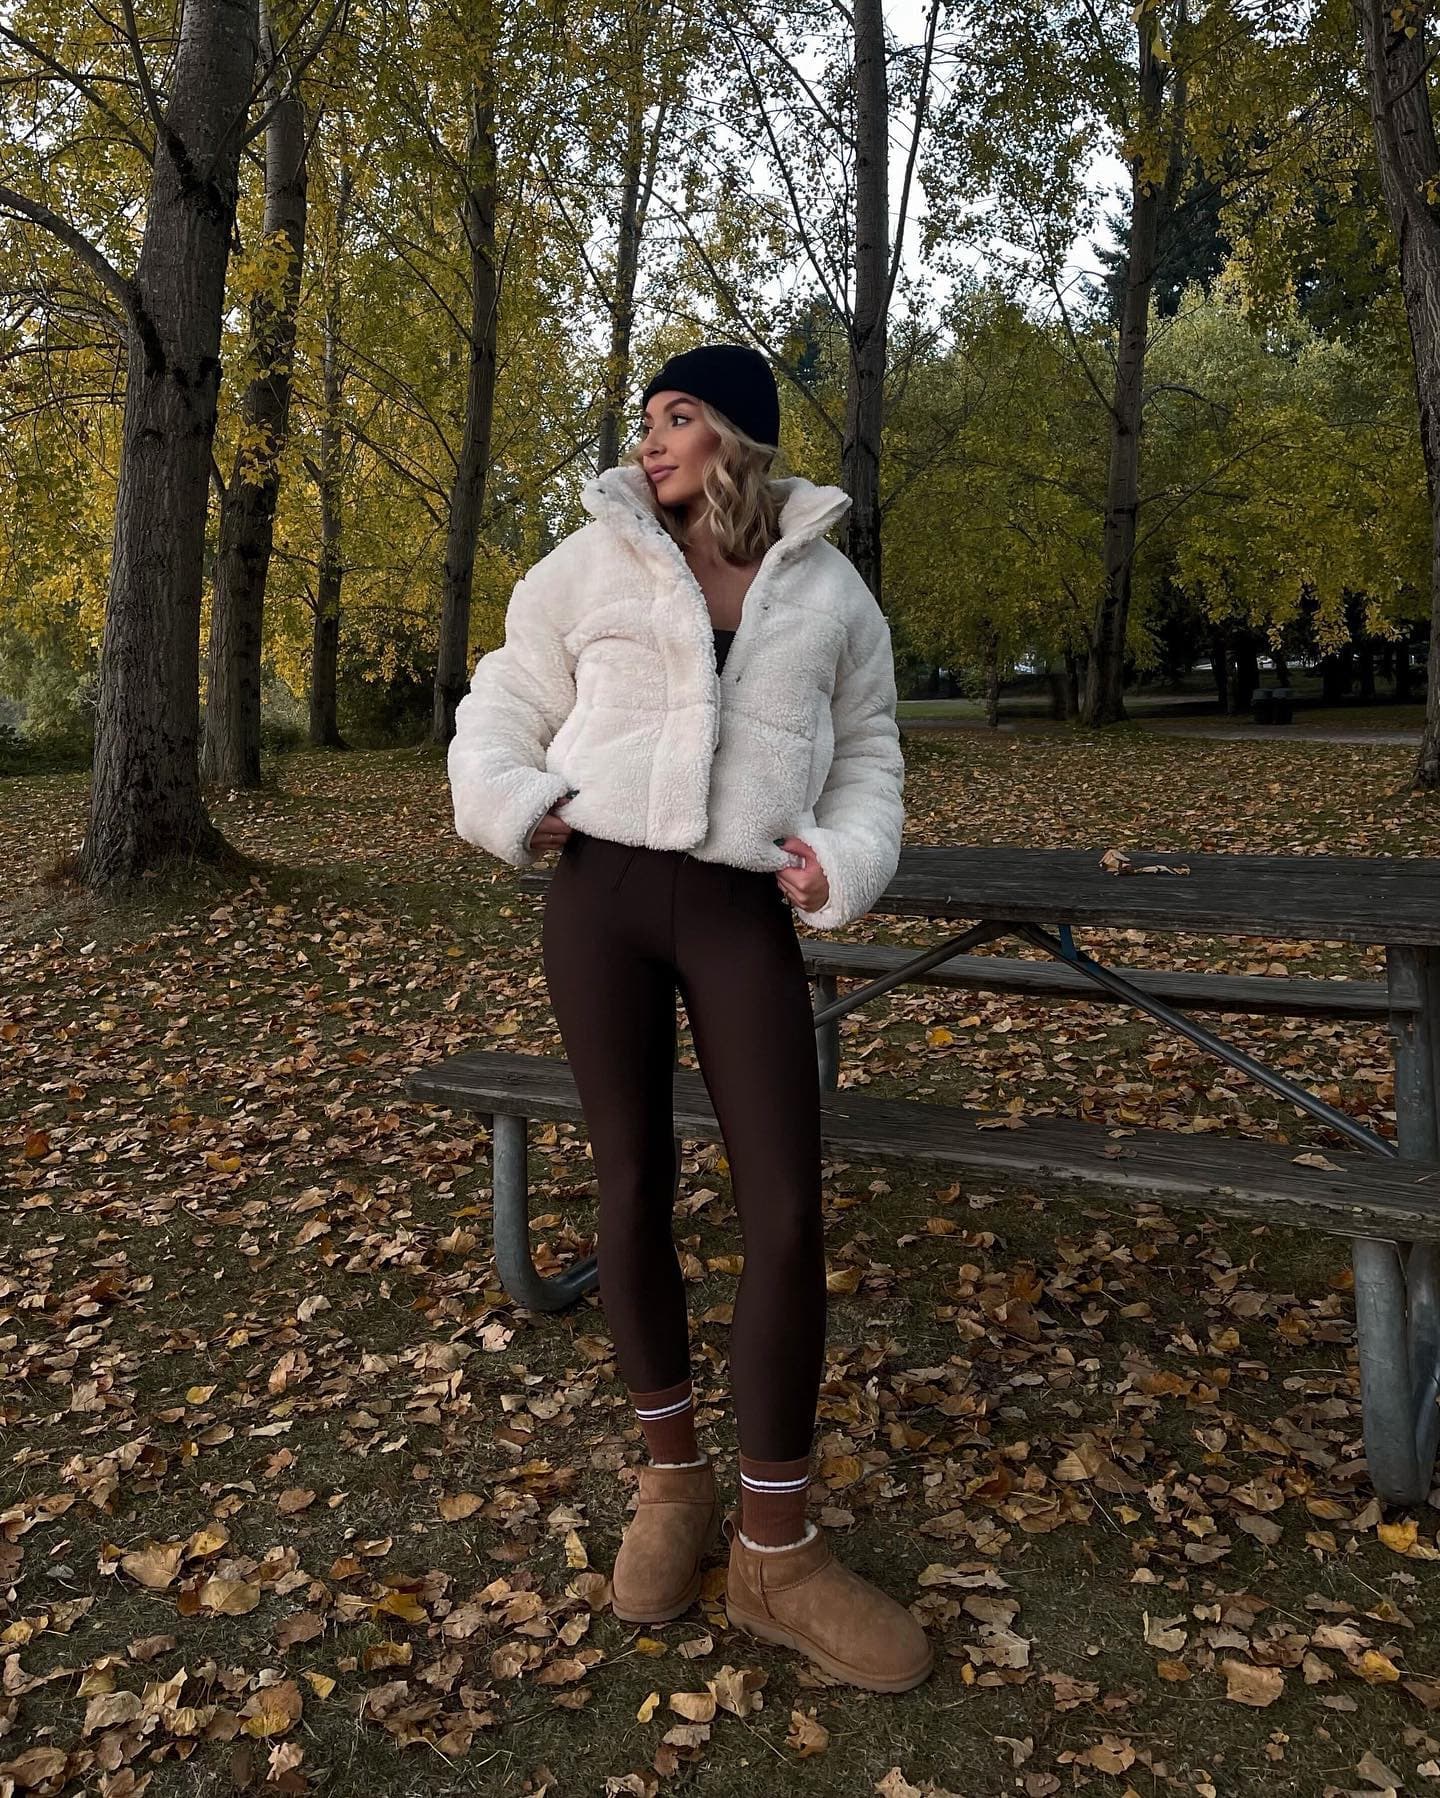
<box><xmin>1019</xmin><ymin>922</ymin><xmax>1397</xmax><ymax>1161</ymax></box>
<box><xmin>814</xmin><ymin>972</ymin><xmax>840</xmax><ymax>1092</ymax></box>
<box><xmin>810</xmin><ymin>922</ymin><xmax>1012</xmax><ymax>1031</ymax></box>
<box><xmin>809</xmin><ymin>921</ymin><xmax>1010</xmax><ymax>1094</ymax></box>
<box><xmin>490</xmin><ymin>1112</ymin><xmax>598</xmax><ymax>1312</ymax></box>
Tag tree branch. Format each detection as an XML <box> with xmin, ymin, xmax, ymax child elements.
<box><xmin>117</xmin><ymin>0</ymin><xmax>167</xmax><ymax>148</ymax></box>
<box><xmin>885</xmin><ymin>0</ymin><xmax>939</xmax><ymax>317</ymax></box>
<box><xmin>0</xmin><ymin>22</ymin><xmax>153</xmax><ymax>160</ymax></box>
<box><xmin>0</xmin><ymin>185</ymin><xmax>136</xmax><ymax>328</ymax></box>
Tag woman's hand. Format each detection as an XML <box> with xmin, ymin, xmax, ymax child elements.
<box><xmin>528</xmin><ymin>791</ymin><xmax>578</xmax><ymax>853</ymax></box>
<box><xmin>774</xmin><ymin>835</ymin><xmax>829</xmax><ymax>913</ymax></box>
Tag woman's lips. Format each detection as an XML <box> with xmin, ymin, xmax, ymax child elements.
<box><xmin>650</xmin><ymin>466</ymin><xmax>676</xmax><ymax>483</ymax></box>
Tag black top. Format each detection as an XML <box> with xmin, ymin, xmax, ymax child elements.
<box><xmin>714</xmin><ymin>626</ymin><xmax>736</xmax><ymax>673</ymax></box>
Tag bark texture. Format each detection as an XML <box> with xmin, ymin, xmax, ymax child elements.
<box><xmin>1359</xmin><ymin>0</ymin><xmax>1440</xmax><ymax>787</ymax></box>
<box><xmin>841</xmin><ymin>0</ymin><xmax>888</xmax><ymax>602</ymax></box>
<box><xmin>595</xmin><ymin>57</ymin><xmax>665</xmax><ymax>473</ymax></box>
<box><xmin>202</xmin><ymin>3</ymin><xmax>308</xmax><ymax>789</ymax></box>
<box><xmin>433</xmin><ymin>63</ymin><xmax>500</xmax><ymax>747</ymax></box>
<box><xmin>1082</xmin><ymin>9</ymin><xmax>1177</xmax><ymax>726</ymax></box>
<box><xmin>81</xmin><ymin>0</ymin><xmax>260</xmax><ymax>886</ymax></box>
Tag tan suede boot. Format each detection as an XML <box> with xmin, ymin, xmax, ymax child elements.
<box><xmin>611</xmin><ymin>1460</ymin><xmax>722</xmax><ymax>1623</ymax></box>
<box><xmin>723</xmin><ymin>1510</ymin><xmax>933</xmax><ymax>1692</ymax></box>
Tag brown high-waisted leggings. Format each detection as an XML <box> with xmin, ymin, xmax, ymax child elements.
<box><xmin>541</xmin><ymin>828</ymin><xmax>826</xmax><ymax>1462</ymax></box>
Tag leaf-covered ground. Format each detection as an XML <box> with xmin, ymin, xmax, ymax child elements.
<box><xmin>3</xmin><ymin>729</ymin><xmax>1440</xmax><ymax>1798</ymax></box>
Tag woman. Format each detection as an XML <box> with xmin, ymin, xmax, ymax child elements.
<box><xmin>448</xmin><ymin>342</ymin><xmax>927</xmax><ymax>1693</ymax></box>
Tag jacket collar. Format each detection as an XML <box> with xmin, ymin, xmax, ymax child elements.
<box><xmin>579</xmin><ymin>462</ymin><xmax>851</xmax><ymax>564</ymax></box>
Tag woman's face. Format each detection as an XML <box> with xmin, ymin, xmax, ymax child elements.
<box><xmin>638</xmin><ymin>390</ymin><xmax>719</xmax><ymax>511</ymax></box>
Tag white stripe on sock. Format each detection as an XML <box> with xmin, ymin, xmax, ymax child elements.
<box><xmin>740</xmin><ymin>1473</ymin><xmax>810</xmax><ymax>1491</ymax></box>
<box><xmin>634</xmin><ymin>1396</ymin><xmax>693</xmax><ymax>1419</ymax></box>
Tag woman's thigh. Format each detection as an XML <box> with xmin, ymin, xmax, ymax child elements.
<box><xmin>672</xmin><ymin>862</ymin><xmax>823</xmax><ymax>1208</ymax></box>
<box><xmin>540</xmin><ymin>832</ymin><xmax>679</xmax><ymax>1180</ymax></box>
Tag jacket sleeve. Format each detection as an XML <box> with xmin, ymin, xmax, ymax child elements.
<box><xmin>447</xmin><ymin>561</ymin><xmax>578</xmax><ymax>868</ymax></box>
<box><xmin>793</xmin><ymin>589</ymin><xmax>906</xmax><ymax>931</ymax></box>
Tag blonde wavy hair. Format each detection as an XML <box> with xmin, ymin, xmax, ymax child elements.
<box><xmin>620</xmin><ymin>399</ymin><xmax>784</xmax><ymax>564</ymax></box>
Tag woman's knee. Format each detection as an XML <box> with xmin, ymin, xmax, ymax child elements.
<box><xmin>745</xmin><ymin>1194</ymin><xmax>824</xmax><ymax>1276</ymax></box>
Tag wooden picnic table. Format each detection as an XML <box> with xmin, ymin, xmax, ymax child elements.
<box><xmin>834</xmin><ymin>844</ymin><xmax>1440</xmax><ymax>1508</ymax></box>
<box><xmin>429</xmin><ymin>841</ymin><xmax>1440</xmax><ymax>1506</ymax></box>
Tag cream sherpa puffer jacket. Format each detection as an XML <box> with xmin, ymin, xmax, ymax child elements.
<box><xmin>447</xmin><ymin>462</ymin><xmax>905</xmax><ymax>931</ymax></box>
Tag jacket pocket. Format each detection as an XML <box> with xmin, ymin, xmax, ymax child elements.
<box><xmin>546</xmin><ymin>707</ymin><xmax>585</xmax><ymax>775</ymax></box>
<box><xmin>805</xmin><ymin>706</ymin><xmax>835</xmax><ymax>809</ymax></box>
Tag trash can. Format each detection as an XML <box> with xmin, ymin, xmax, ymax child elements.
<box><xmin>1271</xmin><ymin>687</ymin><xmax>1294</xmax><ymax>725</ymax></box>
<box><xmin>1251</xmin><ymin>687</ymin><xmax>1275</xmax><ymax>724</ymax></box>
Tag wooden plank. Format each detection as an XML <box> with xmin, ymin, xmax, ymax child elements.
<box><xmin>796</xmin><ymin>945</ymin><xmax>1399</xmax><ymax>1018</ymax></box>
<box><xmin>406</xmin><ymin>1049</ymin><xmax>1440</xmax><ymax>1244</ymax></box>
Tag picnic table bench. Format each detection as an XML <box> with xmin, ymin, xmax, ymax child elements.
<box><xmin>406</xmin><ymin>845</ymin><xmax>1440</xmax><ymax>1507</ymax></box>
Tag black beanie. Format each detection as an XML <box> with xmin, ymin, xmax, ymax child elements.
<box><xmin>640</xmin><ymin>342</ymin><xmax>780</xmax><ymax>449</ymax></box>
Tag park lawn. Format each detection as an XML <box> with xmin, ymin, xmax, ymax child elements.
<box><xmin>3</xmin><ymin>729</ymin><xmax>1440</xmax><ymax>1797</ymax></box>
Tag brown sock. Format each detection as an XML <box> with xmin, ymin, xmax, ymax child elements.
<box><xmin>738</xmin><ymin>1452</ymin><xmax>812</xmax><ymax>1546</ymax></box>
<box><xmin>630</xmin><ymin>1377</ymin><xmax>700</xmax><ymax>1465</ymax></box>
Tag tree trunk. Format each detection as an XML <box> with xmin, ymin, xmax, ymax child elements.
<box><xmin>1081</xmin><ymin>11</ymin><xmax>1173</xmax><ymax>727</ymax></box>
<box><xmin>1359</xmin><ymin>0</ymin><xmax>1440</xmax><ymax>785</ymax></box>
<box><xmin>1229</xmin><ymin>633</ymin><xmax>1260</xmax><ymax>715</ymax></box>
<box><xmin>1209</xmin><ymin>629</ymin><xmax>1230</xmax><ymax>712</ymax></box>
<box><xmin>1063</xmin><ymin>648</ymin><xmax>1082</xmax><ymax>719</ymax></box>
<box><xmin>202</xmin><ymin>4</ymin><xmax>307</xmax><ymax>790</ymax></box>
<box><xmin>1396</xmin><ymin>636</ymin><xmax>1415</xmax><ymax>702</ymax></box>
<box><xmin>840</xmin><ymin>0</ymin><xmax>888</xmax><ymax>602</ymax></box>
<box><xmin>433</xmin><ymin>68</ymin><xmax>500</xmax><ymax>746</ymax></box>
<box><xmin>310</xmin><ymin>300</ymin><xmax>347</xmax><ymax>747</ymax></box>
<box><xmin>1321</xmin><ymin>648</ymin><xmax>1352</xmax><ymax>704</ymax></box>
<box><xmin>80</xmin><ymin>0</ymin><xmax>259</xmax><ymax>888</ymax></box>
<box><xmin>1270</xmin><ymin>648</ymin><xmax>1289</xmax><ymax>685</ymax></box>
<box><xmin>983</xmin><ymin>629</ymin><xmax>1002</xmax><ymax>727</ymax></box>
<box><xmin>1358</xmin><ymin>639</ymin><xmax>1377</xmax><ymax>701</ymax></box>
<box><xmin>595</xmin><ymin>87</ymin><xmax>664</xmax><ymax>474</ymax></box>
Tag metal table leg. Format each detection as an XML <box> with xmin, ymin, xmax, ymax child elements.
<box><xmin>491</xmin><ymin>1112</ymin><xmax>599</xmax><ymax>1312</ymax></box>
<box><xmin>1351</xmin><ymin>948</ymin><xmax>1440</xmax><ymax>1503</ymax></box>
<box><xmin>814</xmin><ymin>972</ymin><xmax>840</xmax><ymax>1091</ymax></box>
<box><xmin>808</xmin><ymin>921</ymin><xmax>1010</xmax><ymax>1090</ymax></box>
<box><xmin>488</xmin><ymin>1116</ymin><xmax>685</xmax><ymax>1313</ymax></box>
